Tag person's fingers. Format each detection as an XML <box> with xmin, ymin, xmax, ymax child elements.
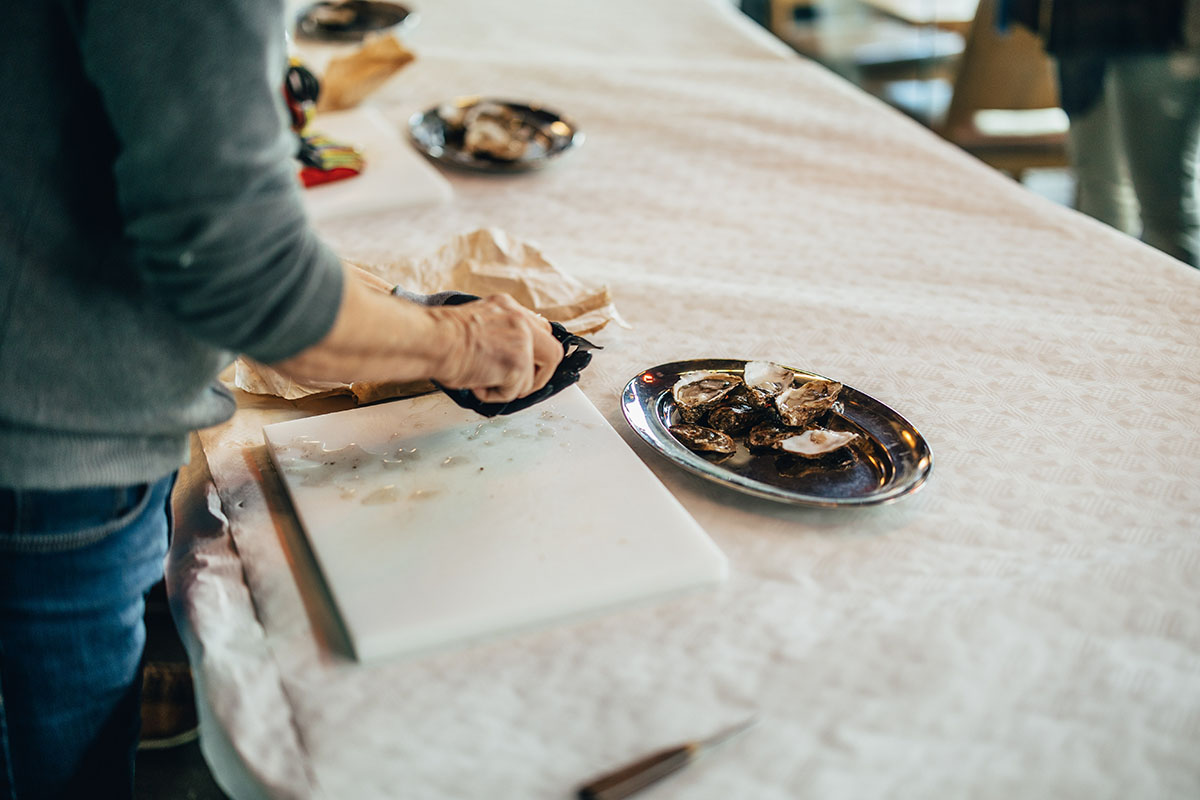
<box><xmin>499</xmin><ymin>301</ymin><xmax>560</xmax><ymax>394</ymax></box>
<box><xmin>472</xmin><ymin>385</ymin><xmax>517</xmax><ymax>404</ymax></box>
<box><xmin>477</xmin><ymin>327</ymin><xmax>535</xmax><ymax>403</ymax></box>
<box><xmin>527</xmin><ymin>323</ymin><xmax>562</xmax><ymax>394</ymax></box>
<box><xmin>432</xmin><ymin>295</ymin><xmax>566</xmax><ymax>402</ymax></box>
<box><xmin>473</xmin><ymin>365</ymin><xmax>531</xmax><ymax>403</ymax></box>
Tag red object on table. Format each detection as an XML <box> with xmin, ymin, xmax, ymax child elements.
<box><xmin>299</xmin><ymin>166</ymin><xmax>362</xmax><ymax>187</ymax></box>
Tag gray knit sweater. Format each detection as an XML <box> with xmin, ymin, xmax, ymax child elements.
<box><xmin>0</xmin><ymin>1</ymin><xmax>344</xmax><ymax>489</ymax></box>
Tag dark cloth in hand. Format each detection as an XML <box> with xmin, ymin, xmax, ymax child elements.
<box><xmin>392</xmin><ymin>289</ymin><xmax>602</xmax><ymax>417</ymax></box>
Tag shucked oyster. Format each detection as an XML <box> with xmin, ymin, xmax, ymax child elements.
<box><xmin>746</xmin><ymin>422</ymin><xmax>797</xmax><ymax>451</ymax></box>
<box><xmin>705</xmin><ymin>401</ymin><xmax>762</xmax><ymax>435</ymax></box>
<box><xmin>743</xmin><ymin>361</ymin><xmax>794</xmax><ymax>398</ymax></box>
<box><xmin>457</xmin><ymin>102</ymin><xmax>539</xmax><ymax>161</ymax></box>
<box><xmin>777</xmin><ymin>428</ymin><xmax>859</xmax><ymax>458</ymax></box>
<box><xmin>668</xmin><ymin>423</ymin><xmax>737</xmax><ymax>455</ymax></box>
<box><xmin>776</xmin><ymin>379</ymin><xmax>842</xmax><ymax>428</ymax></box>
<box><xmin>672</xmin><ymin>372</ymin><xmax>743</xmax><ymax>422</ymax></box>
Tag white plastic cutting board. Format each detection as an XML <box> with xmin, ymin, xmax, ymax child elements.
<box><xmin>263</xmin><ymin>386</ymin><xmax>727</xmax><ymax>662</ymax></box>
<box><xmin>300</xmin><ymin>106</ymin><xmax>452</xmax><ymax>222</ymax></box>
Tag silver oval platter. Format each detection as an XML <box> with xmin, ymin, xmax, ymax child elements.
<box><xmin>408</xmin><ymin>97</ymin><xmax>583</xmax><ymax>173</ymax></box>
<box><xmin>621</xmin><ymin>359</ymin><xmax>933</xmax><ymax>508</ymax></box>
<box><xmin>295</xmin><ymin>1</ymin><xmax>417</xmax><ymax>42</ymax></box>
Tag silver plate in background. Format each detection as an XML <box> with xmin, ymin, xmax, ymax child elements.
<box><xmin>408</xmin><ymin>97</ymin><xmax>583</xmax><ymax>173</ymax></box>
<box><xmin>621</xmin><ymin>359</ymin><xmax>933</xmax><ymax>507</ymax></box>
<box><xmin>294</xmin><ymin>1</ymin><xmax>417</xmax><ymax>42</ymax></box>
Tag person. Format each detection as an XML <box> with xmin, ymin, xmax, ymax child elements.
<box><xmin>1003</xmin><ymin>0</ymin><xmax>1200</xmax><ymax>267</ymax></box>
<box><xmin>0</xmin><ymin>1</ymin><xmax>564</xmax><ymax>798</ymax></box>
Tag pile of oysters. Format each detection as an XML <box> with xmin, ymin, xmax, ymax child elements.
<box><xmin>668</xmin><ymin>361</ymin><xmax>860</xmax><ymax>466</ymax></box>
<box><xmin>438</xmin><ymin>101</ymin><xmax>544</xmax><ymax>161</ymax></box>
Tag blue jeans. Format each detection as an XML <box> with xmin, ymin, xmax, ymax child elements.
<box><xmin>0</xmin><ymin>474</ymin><xmax>174</xmax><ymax>800</ymax></box>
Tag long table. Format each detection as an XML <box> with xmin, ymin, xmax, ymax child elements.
<box><xmin>169</xmin><ymin>1</ymin><xmax>1200</xmax><ymax>797</ymax></box>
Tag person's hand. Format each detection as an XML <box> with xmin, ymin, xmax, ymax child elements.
<box><xmin>270</xmin><ymin>267</ymin><xmax>563</xmax><ymax>399</ymax></box>
<box><xmin>430</xmin><ymin>295</ymin><xmax>563</xmax><ymax>403</ymax></box>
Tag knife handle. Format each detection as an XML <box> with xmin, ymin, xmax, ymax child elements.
<box><xmin>577</xmin><ymin>744</ymin><xmax>696</xmax><ymax>800</ymax></box>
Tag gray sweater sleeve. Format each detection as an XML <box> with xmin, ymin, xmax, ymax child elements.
<box><xmin>72</xmin><ymin>0</ymin><xmax>343</xmax><ymax>364</ymax></box>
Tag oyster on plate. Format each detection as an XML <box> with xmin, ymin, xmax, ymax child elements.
<box><xmin>777</xmin><ymin>428</ymin><xmax>859</xmax><ymax>458</ymax></box>
<box><xmin>776</xmin><ymin>379</ymin><xmax>842</xmax><ymax>428</ymax></box>
<box><xmin>668</xmin><ymin>423</ymin><xmax>737</xmax><ymax>455</ymax></box>
<box><xmin>746</xmin><ymin>422</ymin><xmax>797</xmax><ymax>452</ymax></box>
<box><xmin>444</xmin><ymin>102</ymin><xmax>545</xmax><ymax>161</ymax></box>
<box><xmin>666</xmin><ymin>363</ymin><xmax>863</xmax><ymax>478</ymax></box>
<box><xmin>744</xmin><ymin>360</ymin><xmax>794</xmax><ymax>398</ymax></box>
<box><xmin>672</xmin><ymin>372</ymin><xmax>743</xmax><ymax>423</ymax></box>
<box><xmin>705</xmin><ymin>401</ymin><xmax>762</xmax><ymax>435</ymax></box>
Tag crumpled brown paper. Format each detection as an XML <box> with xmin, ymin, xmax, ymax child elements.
<box><xmin>316</xmin><ymin>35</ymin><xmax>415</xmax><ymax>114</ymax></box>
<box><xmin>233</xmin><ymin>228</ymin><xmax>626</xmax><ymax>403</ymax></box>
<box><xmin>232</xmin><ymin>361</ymin><xmax>431</xmax><ymax>404</ymax></box>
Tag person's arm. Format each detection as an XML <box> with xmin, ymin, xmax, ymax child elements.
<box><xmin>275</xmin><ymin>265</ymin><xmax>563</xmax><ymax>404</ymax></box>
<box><xmin>70</xmin><ymin>0</ymin><xmax>561</xmax><ymax>400</ymax></box>
<box><xmin>71</xmin><ymin>0</ymin><xmax>346</xmax><ymax>363</ymax></box>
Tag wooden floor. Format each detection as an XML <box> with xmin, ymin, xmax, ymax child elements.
<box><xmin>136</xmin><ymin>594</ymin><xmax>228</xmax><ymax>799</ymax></box>
<box><xmin>137</xmin><ymin>740</ymin><xmax>227</xmax><ymax>800</ymax></box>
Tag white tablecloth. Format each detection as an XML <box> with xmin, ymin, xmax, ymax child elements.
<box><xmin>169</xmin><ymin>2</ymin><xmax>1200</xmax><ymax>798</ymax></box>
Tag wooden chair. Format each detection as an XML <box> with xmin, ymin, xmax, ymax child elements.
<box><xmin>769</xmin><ymin>0</ymin><xmax>819</xmax><ymax>33</ymax></box>
<box><xmin>935</xmin><ymin>0</ymin><xmax>1068</xmax><ymax>177</ymax></box>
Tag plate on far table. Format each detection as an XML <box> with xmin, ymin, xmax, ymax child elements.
<box><xmin>408</xmin><ymin>97</ymin><xmax>583</xmax><ymax>173</ymax></box>
<box><xmin>294</xmin><ymin>1</ymin><xmax>417</xmax><ymax>42</ymax></box>
<box><xmin>621</xmin><ymin>359</ymin><xmax>933</xmax><ymax>507</ymax></box>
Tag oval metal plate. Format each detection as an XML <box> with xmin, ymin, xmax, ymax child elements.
<box><xmin>294</xmin><ymin>1</ymin><xmax>417</xmax><ymax>42</ymax></box>
<box><xmin>408</xmin><ymin>98</ymin><xmax>583</xmax><ymax>173</ymax></box>
<box><xmin>621</xmin><ymin>359</ymin><xmax>933</xmax><ymax>507</ymax></box>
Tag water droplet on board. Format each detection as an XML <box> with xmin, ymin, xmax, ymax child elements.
<box><xmin>442</xmin><ymin>456</ymin><xmax>469</xmax><ymax>468</ymax></box>
<box><xmin>409</xmin><ymin>489</ymin><xmax>439</xmax><ymax>501</ymax></box>
<box><xmin>300</xmin><ymin>471</ymin><xmax>332</xmax><ymax>487</ymax></box>
<box><xmin>361</xmin><ymin>485</ymin><xmax>400</xmax><ymax>505</ymax></box>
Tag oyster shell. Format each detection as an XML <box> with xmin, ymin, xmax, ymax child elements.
<box><xmin>743</xmin><ymin>360</ymin><xmax>794</xmax><ymax>398</ymax></box>
<box><xmin>672</xmin><ymin>372</ymin><xmax>743</xmax><ymax>422</ymax></box>
<box><xmin>777</xmin><ymin>428</ymin><xmax>859</xmax><ymax>458</ymax></box>
<box><xmin>449</xmin><ymin>102</ymin><xmax>539</xmax><ymax>161</ymax></box>
<box><xmin>668</xmin><ymin>423</ymin><xmax>737</xmax><ymax>455</ymax></box>
<box><xmin>728</xmin><ymin>383</ymin><xmax>773</xmax><ymax>410</ymax></box>
<box><xmin>464</xmin><ymin>114</ymin><xmax>528</xmax><ymax>161</ymax></box>
<box><xmin>746</xmin><ymin>422</ymin><xmax>798</xmax><ymax>451</ymax></box>
<box><xmin>705</xmin><ymin>401</ymin><xmax>762</xmax><ymax>435</ymax></box>
<box><xmin>775</xmin><ymin>450</ymin><xmax>855</xmax><ymax>476</ymax></box>
<box><xmin>776</xmin><ymin>379</ymin><xmax>842</xmax><ymax>428</ymax></box>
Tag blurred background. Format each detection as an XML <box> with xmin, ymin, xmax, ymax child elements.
<box><xmin>740</xmin><ymin>0</ymin><xmax>1076</xmax><ymax>206</ymax></box>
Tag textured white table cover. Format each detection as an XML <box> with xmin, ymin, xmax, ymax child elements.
<box><xmin>169</xmin><ymin>2</ymin><xmax>1200</xmax><ymax>798</ymax></box>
